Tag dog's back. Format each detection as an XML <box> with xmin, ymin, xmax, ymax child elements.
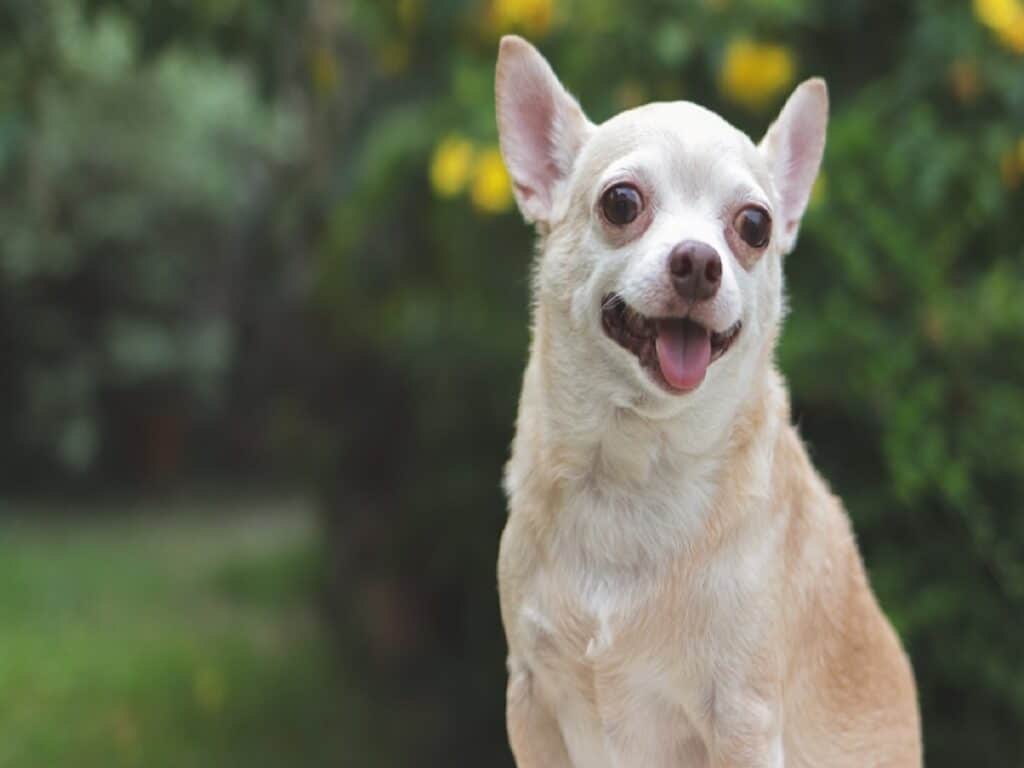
<box><xmin>769</xmin><ymin>420</ymin><xmax>920</xmax><ymax>767</ymax></box>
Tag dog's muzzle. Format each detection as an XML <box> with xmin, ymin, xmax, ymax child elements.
<box><xmin>601</xmin><ymin>294</ymin><xmax>741</xmax><ymax>392</ymax></box>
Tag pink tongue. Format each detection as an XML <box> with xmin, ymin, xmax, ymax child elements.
<box><xmin>655</xmin><ymin>319</ymin><xmax>712</xmax><ymax>391</ymax></box>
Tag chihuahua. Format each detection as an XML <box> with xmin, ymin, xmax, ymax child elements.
<box><xmin>495</xmin><ymin>36</ymin><xmax>921</xmax><ymax>768</ymax></box>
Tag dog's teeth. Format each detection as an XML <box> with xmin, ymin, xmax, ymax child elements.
<box><xmin>603</xmin><ymin>295</ymin><xmax>737</xmax><ymax>380</ymax></box>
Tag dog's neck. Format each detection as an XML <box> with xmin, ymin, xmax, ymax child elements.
<box><xmin>506</xmin><ymin>302</ymin><xmax>788</xmax><ymax>569</ymax></box>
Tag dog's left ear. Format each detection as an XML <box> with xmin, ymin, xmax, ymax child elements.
<box><xmin>759</xmin><ymin>78</ymin><xmax>828</xmax><ymax>254</ymax></box>
<box><xmin>496</xmin><ymin>36</ymin><xmax>593</xmax><ymax>225</ymax></box>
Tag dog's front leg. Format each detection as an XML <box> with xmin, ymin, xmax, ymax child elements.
<box><xmin>506</xmin><ymin>664</ymin><xmax>572</xmax><ymax>767</ymax></box>
<box><xmin>708</xmin><ymin>689</ymin><xmax>784</xmax><ymax>768</ymax></box>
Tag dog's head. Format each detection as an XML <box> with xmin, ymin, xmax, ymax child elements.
<box><xmin>496</xmin><ymin>36</ymin><xmax>827</xmax><ymax>419</ymax></box>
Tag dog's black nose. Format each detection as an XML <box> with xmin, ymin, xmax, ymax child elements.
<box><xmin>669</xmin><ymin>240</ymin><xmax>721</xmax><ymax>302</ymax></box>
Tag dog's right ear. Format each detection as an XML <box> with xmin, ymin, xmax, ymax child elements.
<box><xmin>758</xmin><ymin>78</ymin><xmax>828</xmax><ymax>254</ymax></box>
<box><xmin>496</xmin><ymin>36</ymin><xmax>592</xmax><ymax>225</ymax></box>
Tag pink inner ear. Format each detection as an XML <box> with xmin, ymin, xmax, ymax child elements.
<box><xmin>499</xmin><ymin>63</ymin><xmax>561</xmax><ymax>211</ymax></box>
<box><xmin>520</xmin><ymin>88</ymin><xmax>562</xmax><ymax>179</ymax></box>
<box><xmin>496</xmin><ymin>40</ymin><xmax>588</xmax><ymax>221</ymax></box>
<box><xmin>769</xmin><ymin>83</ymin><xmax>827</xmax><ymax>240</ymax></box>
<box><xmin>780</xmin><ymin>118</ymin><xmax>821</xmax><ymax>227</ymax></box>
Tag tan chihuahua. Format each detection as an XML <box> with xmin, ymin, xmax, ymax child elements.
<box><xmin>495</xmin><ymin>36</ymin><xmax>921</xmax><ymax>767</ymax></box>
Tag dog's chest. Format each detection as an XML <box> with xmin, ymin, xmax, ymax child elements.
<box><xmin>518</xmin><ymin>568</ymin><xmax>709</xmax><ymax>768</ymax></box>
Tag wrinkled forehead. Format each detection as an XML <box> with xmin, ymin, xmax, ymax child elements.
<box><xmin>572</xmin><ymin>101</ymin><xmax>773</xmax><ymax>207</ymax></box>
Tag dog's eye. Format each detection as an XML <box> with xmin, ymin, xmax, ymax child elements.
<box><xmin>734</xmin><ymin>206</ymin><xmax>771</xmax><ymax>248</ymax></box>
<box><xmin>600</xmin><ymin>183</ymin><xmax>642</xmax><ymax>226</ymax></box>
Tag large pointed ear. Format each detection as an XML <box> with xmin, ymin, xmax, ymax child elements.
<box><xmin>758</xmin><ymin>78</ymin><xmax>828</xmax><ymax>254</ymax></box>
<box><xmin>496</xmin><ymin>36</ymin><xmax>593</xmax><ymax>224</ymax></box>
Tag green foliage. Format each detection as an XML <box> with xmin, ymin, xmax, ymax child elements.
<box><xmin>785</xmin><ymin>18</ymin><xmax>1024</xmax><ymax>757</ymax></box>
<box><xmin>0</xmin><ymin>1</ymin><xmax>298</xmax><ymax>478</ymax></box>
<box><xmin>319</xmin><ymin>1</ymin><xmax>1024</xmax><ymax>765</ymax></box>
<box><xmin>3</xmin><ymin>0</ymin><xmax>1024</xmax><ymax>764</ymax></box>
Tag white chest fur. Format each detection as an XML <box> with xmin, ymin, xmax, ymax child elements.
<box><xmin>501</xmin><ymin>370</ymin><xmax>788</xmax><ymax>767</ymax></box>
<box><xmin>515</xmin><ymin>565</ymin><xmax>710</xmax><ymax>768</ymax></box>
<box><xmin>506</xmin><ymin>453</ymin><xmax>787</xmax><ymax>768</ymax></box>
<box><xmin>512</xmin><ymin>470</ymin><xmax>717</xmax><ymax>767</ymax></box>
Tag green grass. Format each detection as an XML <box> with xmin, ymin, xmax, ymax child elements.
<box><xmin>0</xmin><ymin>496</ymin><xmax>343</xmax><ymax>768</ymax></box>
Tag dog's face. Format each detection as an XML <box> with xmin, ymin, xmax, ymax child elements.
<box><xmin>496</xmin><ymin>36</ymin><xmax>827</xmax><ymax>415</ymax></box>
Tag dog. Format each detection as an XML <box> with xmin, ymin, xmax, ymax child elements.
<box><xmin>495</xmin><ymin>35</ymin><xmax>921</xmax><ymax>767</ymax></box>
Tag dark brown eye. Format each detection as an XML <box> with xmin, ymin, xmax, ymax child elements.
<box><xmin>600</xmin><ymin>183</ymin><xmax>642</xmax><ymax>226</ymax></box>
<box><xmin>734</xmin><ymin>206</ymin><xmax>772</xmax><ymax>248</ymax></box>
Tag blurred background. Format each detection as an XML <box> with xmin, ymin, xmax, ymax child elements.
<box><xmin>1</xmin><ymin>0</ymin><xmax>1023</xmax><ymax>765</ymax></box>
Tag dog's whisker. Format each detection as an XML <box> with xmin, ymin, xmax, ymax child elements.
<box><xmin>600</xmin><ymin>293</ymin><xmax>624</xmax><ymax>312</ymax></box>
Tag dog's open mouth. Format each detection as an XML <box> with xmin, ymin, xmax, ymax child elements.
<box><xmin>601</xmin><ymin>294</ymin><xmax>741</xmax><ymax>393</ymax></box>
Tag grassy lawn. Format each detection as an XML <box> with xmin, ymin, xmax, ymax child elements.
<box><xmin>0</xmin><ymin>495</ymin><xmax>342</xmax><ymax>768</ymax></box>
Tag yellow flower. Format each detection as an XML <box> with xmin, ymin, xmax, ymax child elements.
<box><xmin>974</xmin><ymin>0</ymin><xmax>1024</xmax><ymax>53</ymax></box>
<box><xmin>997</xmin><ymin>15</ymin><xmax>1024</xmax><ymax>51</ymax></box>
<box><xmin>975</xmin><ymin>0</ymin><xmax>1020</xmax><ymax>30</ymax></box>
<box><xmin>430</xmin><ymin>135</ymin><xmax>476</xmax><ymax>198</ymax></box>
<box><xmin>491</xmin><ymin>0</ymin><xmax>555</xmax><ymax>38</ymax></box>
<box><xmin>470</xmin><ymin>147</ymin><xmax>514</xmax><ymax>214</ymax></box>
<box><xmin>720</xmin><ymin>39</ymin><xmax>795</xmax><ymax>111</ymax></box>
